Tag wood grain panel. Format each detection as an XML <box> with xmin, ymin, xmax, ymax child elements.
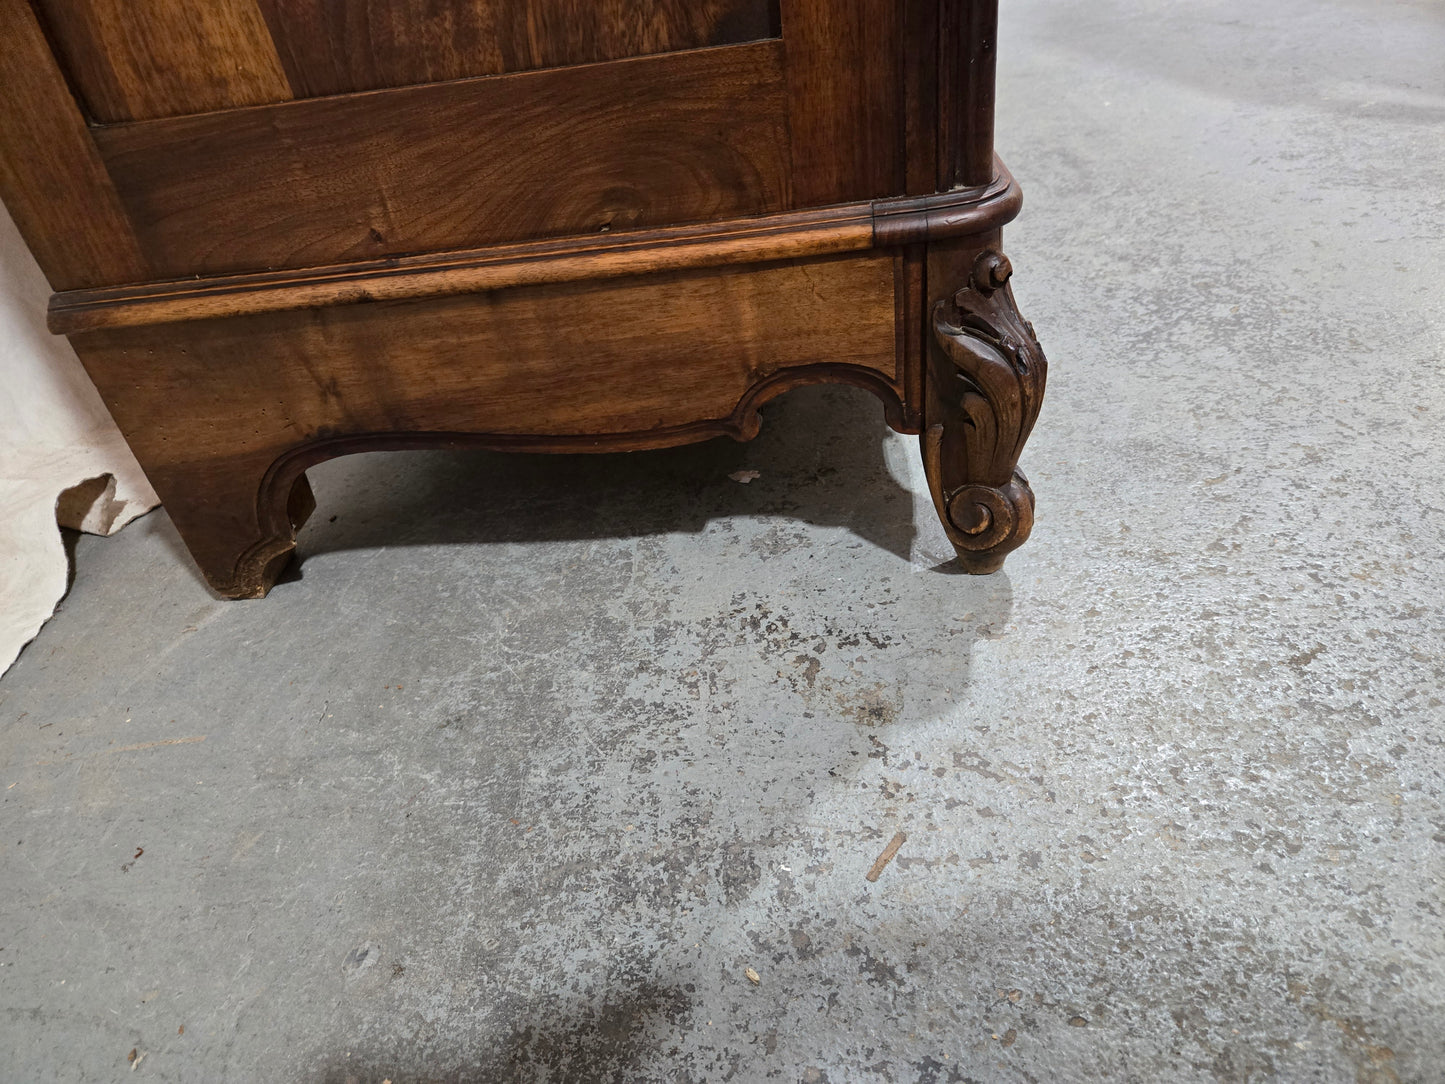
<box><xmin>780</xmin><ymin>0</ymin><xmax>903</xmax><ymax>206</ymax></box>
<box><xmin>32</xmin><ymin>0</ymin><xmax>291</xmax><ymax>122</ymax></box>
<box><xmin>0</xmin><ymin>0</ymin><xmax>145</xmax><ymax>288</ymax></box>
<box><xmin>79</xmin><ymin>254</ymin><xmax>900</xmax><ymax>455</ymax></box>
<box><xmin>94</xmin><ymin>43</ymin><xmax>792</xmax><ymax>278</ymax></box>
<box><xmin>257</xmin><ymin>0</ymin><xmax>780</xmax><ymax>99</ymax></box>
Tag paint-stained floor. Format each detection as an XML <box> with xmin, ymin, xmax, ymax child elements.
<box><xmin>2</xmin><ymin>1</ymin><xmax>1442</xmax><ymax>1080</ymax></box>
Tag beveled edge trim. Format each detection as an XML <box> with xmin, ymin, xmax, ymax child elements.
<box><xmin>49</xmin><ymin>159</ymin><xmax>1021</xmax><ymax>335</ymax></box>
<box><xmin>872</xmin><ymin>160</ymin><xmax>1021</xmax><ymax>247</ymax></box>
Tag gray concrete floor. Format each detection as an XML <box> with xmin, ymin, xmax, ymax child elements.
<box><xmin>3</xmin><ymin>1</ymin><xmax>1443</xmax><ymax>1081</ymax></box>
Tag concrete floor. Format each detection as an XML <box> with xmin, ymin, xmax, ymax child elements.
<box><xmin>3</xmin><ymin>1</ymin><xmax>1443</xmax><ymax>1080</ymax></box>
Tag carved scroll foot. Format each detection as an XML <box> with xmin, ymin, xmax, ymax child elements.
<box><xmin>923</xmin><ymin>249</ymin><xmax>1048</xmax><ymax>573</ymax></box>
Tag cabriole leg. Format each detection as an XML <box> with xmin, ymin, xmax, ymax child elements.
<box><xmin>922</xmin><ymin>245</ymin><xmax>1049</xmax><ymax>573</ymax></box>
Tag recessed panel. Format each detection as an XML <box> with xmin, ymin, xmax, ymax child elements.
<box><xmin>35</xmin><ymin>0</ymin><xmax>781</xmax><ymax>122</ymax></box>
<box><xmin>95</xmin><ymin>43</ymin><xmax>792</xmax><ymax>278</ymax></box>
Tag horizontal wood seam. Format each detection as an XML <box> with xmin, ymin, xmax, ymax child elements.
<box><xmin>50</xmin><ymin>161</ymin><xmax>1019</xmax><ymax>334</ymax></box>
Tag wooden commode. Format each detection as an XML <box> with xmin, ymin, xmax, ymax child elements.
<box><xmin>0</xmin><ymin>0</ymin><xmax>1048</xmax><ymax>597</ymax></box>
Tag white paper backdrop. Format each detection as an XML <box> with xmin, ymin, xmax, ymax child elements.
<box><xmin>0</xmin><ymin>206</ymin><xmax>160</xmax><ymax>676</ymax></box>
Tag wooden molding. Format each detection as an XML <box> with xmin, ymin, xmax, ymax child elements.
<box><xmin>50</xmin><ymin>161</ymin><xmax>1019</xmax><ymax>335</ymax></box>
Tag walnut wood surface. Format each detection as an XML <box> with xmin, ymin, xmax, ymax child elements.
<box><xmin>939</xmin><ymin>0</ymin><xmax>999</xmax><ymax>188</ymax></box>
<box><xmin>48</xmin><ymin>169</ymin><xmax>1022</xmax><ymax>334</ymax></box>
<box><xmin>0</xmin><ymin>0</ymin><xmax>145</xmax><ymax>289</ymax></box>
<box><xmin>73</xmin><ymin>255</ymin><xmax>905</xmax><ymax>597</ymax></box>
<box><xmin>923</xmin><ymin>243</ymin><xmax>1048</xmax><ymax>572</ymax></box>
<box><xmin>2</xmin><ymin>0</ymin><xmax>1048</xmax><ymax>595</ymax></box>
<box><xmin>95</xmin><ymin>43</ymin><xmax>791</xmax><ymax>278</ymax></box>
<box><xmin>781</xmin><ymin>0</ymin><xmax>902</xmax><ymax>205</ymax></box>
<box><xmin>33</xmin><ymin>0</ymin><xmax>779</xmax><ymax>122</ymax></box>
<box><xmin>257</xmin><ymin>0</ymin><xmax>779</xmax><ymax>101</ymax></box>
<box><xmin>6</xmin><ymin>0</ymin><xmax>1006</xmax><ymax>291</ymax></box>
<box><xmin>33</xmin><ymin>0</ymin><xmax>292</xmax><ymax>123</ymax></box>
<box><xmin>902</xmin><ymin>0</ymin><xmax>941</xmax><ymax>197</ymax></box>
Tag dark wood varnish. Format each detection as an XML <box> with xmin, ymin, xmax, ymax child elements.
<box><xmin>1</xmin><ymin>0</ymin><xmax>1049</xmax><ymax>597</ymax></box>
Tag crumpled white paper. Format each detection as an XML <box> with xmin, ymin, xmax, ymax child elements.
<box><xmin>0</xmin><ymin>206</ymin><xmax>160</xmax><ymax>678</ymax></box>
